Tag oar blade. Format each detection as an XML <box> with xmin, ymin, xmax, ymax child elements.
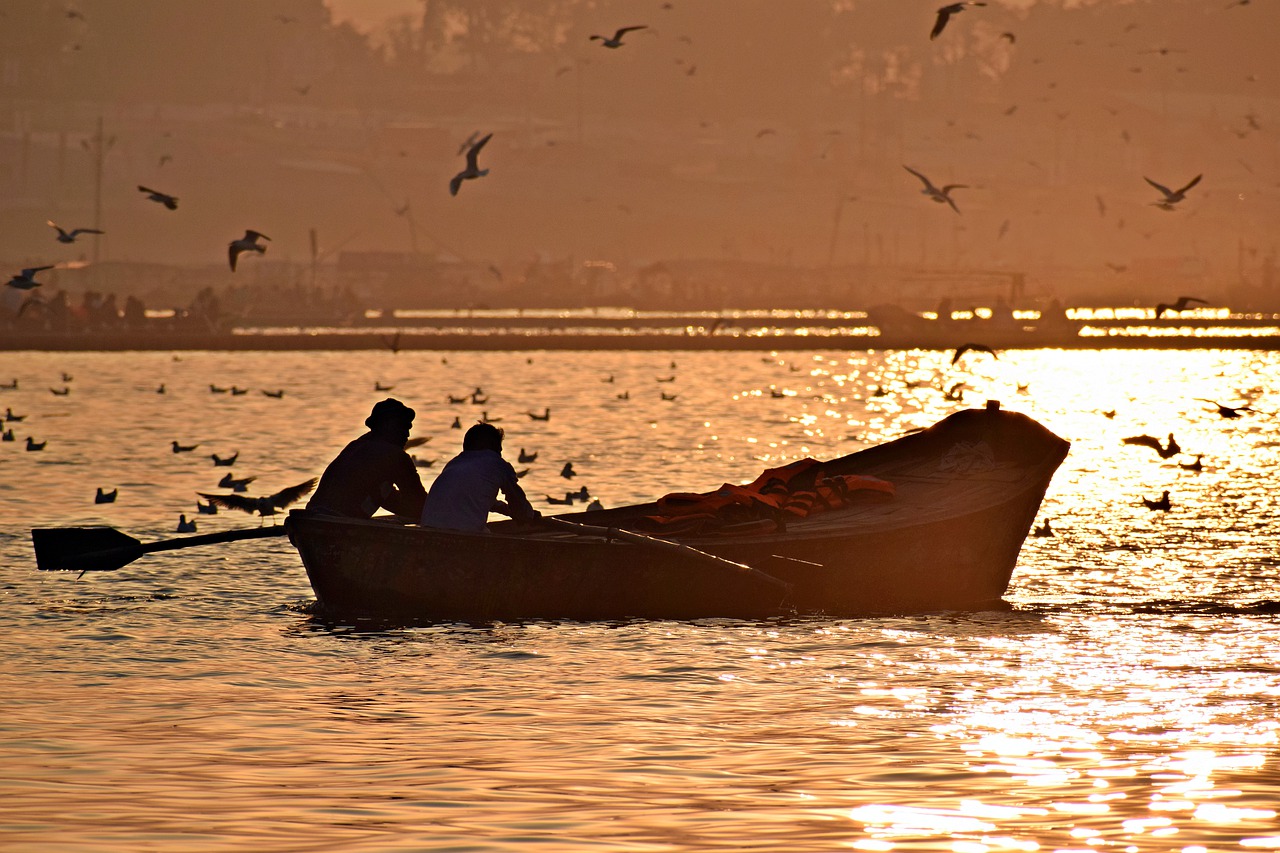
<box><xmin>32</xmin><ymin>526</ymin><xmax>142</xmax><ymax>572</ymax></box>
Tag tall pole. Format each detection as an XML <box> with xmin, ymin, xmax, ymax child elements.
<box><xmin>92</xmin><ymin>116</ymin><xmax>104</xmax><ymax>266</ymax></box>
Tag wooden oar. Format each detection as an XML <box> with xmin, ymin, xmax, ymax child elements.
<box><xmin>543</xmin><ymin>517</ymin><xmax>792</xmax><ymax>593</ymax></box>
<box><xmin>32</xmin><ymin>525</ymin><xmax>287</xmax><ymax>574</ymax></box>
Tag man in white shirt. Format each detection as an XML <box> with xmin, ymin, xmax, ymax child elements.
<box><xmin>420</xmin><ymin>422</ymin><xmax>540</xmax><ymax>533</ymax></box>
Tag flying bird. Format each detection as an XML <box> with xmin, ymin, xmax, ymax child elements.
<box><xmin>449</xmin><ymin>132</ymin><xmax>492</xmax><ymax>196</ymax></box>
<box><xmin>590</xmin><ymin>25</ymin><xmax>647</xmax><ymax>48</ymax></box>
<box><xmin>228</xmin><ymin>230</ymin><xmax>270</xmax><ymax>271</ymax></box>
<box><xmin>456</xmin><ymin>130</ymin><xmax>482</xmax><ymax>156</ymax></box>
<box><xmin>138</xmin><ymin>185</ymin><xmax>178</xmax><ymax>210</ymax></box>
<box><xmin>1144</xmin><ymin>173</ymin><xmax>1202</xmax><ymax>210</ymax></box>
<box><xmin>951</xmin><ymin>343</ymin><xmax>998</xmax><ymax>365</ymax></box>
<box><xmin>218</xmin><ymin>473</ymin><xmax>256</xmax><ymax>492</ymax></box>
<box><xmin>931</xmin><ymin>3</ymin><xmax>986</xmax><ymax>40</ymax></box>
<box><xmin>198</xmin><ymin>477</ymin><xmax>317</xmax><ymax>521</ymax></box>
<box><xmin>904</xmin><ymin>166</ymin><xmax>966</xmax><ymax>214</ymax></box>
<box><xmin>1122</xmin><ymin>433</ymin><xmax>1181</xmax><ymax>459</ymax></box>
<box><xmin>1155</xmin><ymin>296</ymin><xmax>1208</xmax><ymax>317</ymax></box>
<box><xmin>48</xmin><ymin>221</ymin><xmax>103</xmax><ymax>243</ymax></box>
<box><xmin>7</xmin><ymin>266</ymin><xmax>54</xmax><ymax>290</ymax></box>
<box><xmin>1196</xmin><ymin>399</ymin><xmax>1253</xmax><ymax>419</ymax></box>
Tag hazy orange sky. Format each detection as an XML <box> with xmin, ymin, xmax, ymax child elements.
<box><xmin>326</xmin><ymin>0</ymin><xmax>420</xmax><ymax>30</ymax></box>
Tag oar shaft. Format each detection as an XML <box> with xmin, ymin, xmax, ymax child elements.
<box><xmin>139</xmin><ymin>525</ymin><xmax>287</xmax><ymax>555</ymax></box>
<box><xmin>546</xmin><ymin>518</ymin><xmax>791</xmax><ymax>592</ymax></box>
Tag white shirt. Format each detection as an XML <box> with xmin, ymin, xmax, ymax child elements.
<box><xmin>419</xmin><ymin>449</ymin><xmax>536</xmax><ymax>533</ymax></box>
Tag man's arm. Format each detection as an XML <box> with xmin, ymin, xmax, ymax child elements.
<box><xmin>499</xmin><ymin>464</ymin><xmax>540</xmax><ymax>522</ymax></box>
<box><xmin>382</xmin><ymin>452</ymin><xmax>428</xmax><ymax>518</ymax></box>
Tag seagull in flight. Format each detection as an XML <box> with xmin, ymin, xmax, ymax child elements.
<box><xmin>951</xmin><ymin>343</ymin><xmax>998</xmax><ymax>365</ymax></box>
<box><xmin>904</xmin><ymin>166</ymin><xmax>966</xmax><ymax>214</ymax></box>
<box><xmin>1123</xmin><ymin>433</ymin><xmax>1181</xmax><ymax>459</ymax></box>
<box><xmin>7</xmin><ymin>266</ymin><xmax>55</xmax><ymax>290</ymax></box>
<box><xmin>199</xmin><ymin>478</ymin><xmax>317</xmax><ymax>522</ymax></box>
<box><xmin>931</xmin><ymin>3</ymin><xmax>986</xmax><ymax>40</ymax></box>
<box><xmin>228</xmin><ymin>230</ymin><xmax>270</xmax><ymax>271</ymax></box>
<box><xmin>590</xmin><ymin>25</ymin><xmax>647</xmax><ymax>48</ymax></box>
<box><xmin>1144</xmin><ymin>173</ymin><xmax>1202</xmax><ymax>210</ymax></box>
<box><xmin>449</xmin><ymin>133</ymin><xmax>492</xmax><ymax>196</ymax></box>
<box><xmin>1154</xmin><ymin>295</ymin><xmax>1208</xmax><ymax>317</ymax></box>
<box><xmin>456</xmin><ymin>131</ymin><xmax>482</xmax><ymax>156</ymax></box>
<box><xmin>48</xmin><ymin>221</ymin><xmax>103</xmax><ymax>243</ymax></box>
<box><xmin>1196</xmin><ymin>399</ymin><xmax>1254</xmax><ymax>419</ymax></box>
<box><xmin>138</xmin><ymin>185</ymin><xmax>179</xmax><ymax>210</ymax></box>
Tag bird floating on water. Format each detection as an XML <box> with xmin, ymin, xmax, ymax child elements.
<box><xmin>198</xmin><ymin>477</ymin><xmax>317</xmax><ymax>523</ymax></box>
<box><xmin>172</xmin><ymin>440</ymin><xmax>198</xmax><ymax>453</ymax></box>
<box><xmin>50</xmin><ymin>386</ymin><xmax>70</xmax><ymax>396</ymax></box>
<box><xmin>1032</xmin><ymin>518</ymin><xmax>1054</xmax><ymax>537</ymax></box>
<box><xmin>931</xmin><ymin>2</ymin><xmax>986</xmax><ymax>40</ymax></box>
<box><xmin>527</xmin><ymin>408</ymin><xmax>550</xmax><ymax>421</ymax></box>
<box><xmin>449</xmin><ymin>133</ymin><xmax>492</xmax><ymax>196</ymax></box>
<box><xmin>7</xmin><ymin>266</ymin><xmax>54</xmax><ymax>290</ymax></box>
<box><xmin>1</xmin><ymin>428</ymin><xmax>13</xmax><ymax>442</ymax></box>
<box><xmin>904</xmin><ymin>166</ymin><xmax>966</xmax><ymax>214</ymax></box>
<box><xmin>590</xmin><ymin>25</ymin><xmax>647</xmax><ymax>48</ymax></box>
<box><xmin>1179</xmin><ymin>455</ymin><xmax>1204</xmax><ymax>472</ymax></box>
<box><xmin>1155</xmin><ymin>296</ymin><xmax>1208</xmax><ymax>317</ymax></box>
<box><xmin>1123</xmin><ymin>433</ymin><xmax>1181</xmax><ymax>459</ymax></box>
<box><xmin>228</xmin><ymin>230</ymin><xmax>270</xmax><ymax>271</ymax></box>
<box><xmin>176</xmin><ymin>514</ymin><xmax>197</xmax><ymax>533</ymax></box>
<box><xmin>95</xmin><ymin>487</ymin><xmax>117</xmax><ymax>504</ymax></box>
<box><xmin>4</xmin><ymin>407</ymin><xmax>25</xmax><ymax>421</ymax></box>
<box><xmin>1142</xmin><ymin>490</ymin><xmax>1172</xmax><ymax>511</ymax></box>
<box><xmin>48</xmin><ymin>221</ymin><xmax>103</xmax><ymax>243</ymax></box>
<box><xmin>518</xmin><ymin>448</ymin><xmax>538</xmax><ymax>463</ymax></box>
<box><xmin>138</xmin><ymin>185</ymin><xmax>178</xmax><ymax>210</ymax></box>
<box><xmin>560</xmin><ymin>462</ymin><xmax>576</xmax><ymax>479</ymax></box>
<box><xmin>211</xmin><ymin>451</ymin><xmax>238</xmax><ymax>466</ymax></box>
<box><xmin>1144</xmin><ymin>173</ymin><xmax>1202</xmax><ymax>210</ymax></box>
<box><xmin>262</xmin><ymin>389</ymin><xmax>284</xmax><ymax>399</ymax></box>
<box><xmin>26</xmin><ymin>436</ymin><xmax>46</xmax><ymax>451</ymax></box>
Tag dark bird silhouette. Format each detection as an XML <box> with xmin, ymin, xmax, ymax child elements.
<box><xmin>931</xmin><ymin>3</ymin><xmax>986</xmax><ymax>40</ymax></box>
<box><xmin>156</xmin><ymin>383</ymin><xmax>165</xmax><ymax>393</ymax></box>
<box><xmin>384</xmin><ymin>332</ymin><xmax>402</xmax><ymax>355</ymax></box>
<box><xmin>210</xmin><ymin>384</ymin><xmax>228</xmax><ymax>393</ymax></box>
<box><xmin>176</xmin><ymin>514</ymin><xmax>197</xmax><ymax>533</ymax></box>
<box><xmin>196</xmin><ymin>500</ymin><xmax>218</xmax><ymax>515</ymax></box>
<box><xmin>518</xmin><ymin>448</ymin><xmax>538</xmax><ymax>463</ymax></box>
<box><xmin>661</xmin><ymin>392</ymin><xmax>679</xmax><ymax>401</ymax></box>
<box><xmin>95</xmin><ymin>487</ymin><xmax>117</xmax><ymax>504</ymax></box>
<box><xmin>449</xmin><ymin>133</ymin><xmax>492</xmax><ymax>196</ymax></box>
<box><xmin>61</xmin><ymin>372</ymin><xmax>72</xmax><ymax>382</ymax></box>
<box><xmin>172</xmin><ymin>440</ymin><xmax>199</xmax><ymax>453</ymax></box>
<box><xmin>375</xmin><ymin>381</ymin><xmax>395</xmax><ymax>391</ymax></box>
<box><xmin>48</xmin><ymin>221</ymin><xmax>103</xmax><ymax>243</ymax></box>
<box><xmin>1179</xmin><ymin>455</ymin><xmax>1204</xmax><ymax>472</ymax></box>
<box><xmin>228</xmin><ymin>230</ymin><xmax>270</xmax><ymax>271</ymax></box>
<box><xmin>451</xmin><ymin>416</ymin><xmax>461</xmax><ymax>429</ymax></box>
<box><xmin>50</xmin><ymin>386</ymin><xmax>70</xmax><ymax>396</ymax></box>
<box><xmin>590</xmin><ymin>25</ymin><xmax>647</xmax><ymax>48</ymax></box>
<box><xmin>1102</xmin><ymin>410</ymin><xmax>1117</xmax><ymax>419</ymax></box>
<box><xmin>560</xmin><ymin>462</ymin><xmax>576</xmax><ymax>479</ymax></box>
<box><xmin>951</xmin><ymin>343</ymin><xmax>998</xmax><ymax>365</ymax></box>
<box><xmin>4</xmin><ymin>407</ymin><xmax>25</xmax><ymax>421</ymax></box>
<box><xmin>199</xmin><ymin>478</ymin><xmax>317</xmax><ymax>521</ymax></box>
<box><xmin>1123</xmin><ymin>433</ymin><xmax>1181</xmax><ymax>458</ymax></box>
<box><xmin>138</xmin><ymin>185</ymin><xmax>178</xmax><ymax>210</ymax></box>
<box><xmin>1</xmin><ymin>428</ymin><xmax>13</xmax><ymax>442</ymax></box>
<box><xmin>218</xmin><ymin>473</ymin><xmax>256</xmax><ymax>492</ymax></box>
<box><xmin>1196</xmin><ymin>399</ymin><xmax>1252</xmax><ymax>419</ymax></box>
<box><xmin>1155</xmin><ymin>296</ymin><xmax>1208</xmax><ymax>317</ymax></box>
<box><xmin>527</xmin><ymin>408</ymin><xmax>550</xmax><ymax>421</ymax></box>
<box><xmin>211</xmin><ymin>451</ymin><xmax>239</xmax><ymax>466</ymax></box>
<box><xmin>262</xmin><ymin>389</ymin><xmax>284</xmax><ymax>399</ymax></box>
<box><xmin>999</xmin><ymin>31</ymin><xmax>1016</xmax><ymax>43</ymax></box>
<box><xmin>904</xmin><ymin>166</ymin><xmax>965</xmax><ymax>214</ymax></box>
<box><xmin>1032</xmin><ymin>518</ymin><xmax>1053</xmax><ymax>537</ymax></box>
<box><xmin>545</xmin><ymin>494</ymin><xmax>574</xmax><ymax>505</ymax></box>
<box><xmin>1144</xmin><ymin>174</ymin><xmax>1202</xmax><ymax>210</ymax></box>
<box><xmin>26</xmin><ymin>436</ymin><xmax>46</xmax><ymax>451</ymax></box>
<box><xmin>1142</xmin><ymin>490</ymin><xmax>1172</xmax><ymax>511</ymax></box>
<box><xmin>7</xmin><ymin>266</ymin><xmax>54</xmax><ymax>290</ymax></box>
<box><xmin>230</xmin><ymin>387</ymin><xmax>248</xmax><ymax>396</ymax></box>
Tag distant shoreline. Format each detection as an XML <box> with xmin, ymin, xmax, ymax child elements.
<box><xmin>5</xmin><ymin>331</ymin><xmax>1280</xmax><ymax>352</ymax></box>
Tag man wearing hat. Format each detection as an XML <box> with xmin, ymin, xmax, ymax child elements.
<box><xmin>307</xmin><ymin>398</ymin><xmax>428</xmax><ymax>519</ymax></box>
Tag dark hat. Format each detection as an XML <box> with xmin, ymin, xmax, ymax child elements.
<box><xmin>366</xmin><ymin>398</ymin><xmax>415</xmax><ymax>429</ymax></box>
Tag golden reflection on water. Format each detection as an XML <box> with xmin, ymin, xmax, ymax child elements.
<box><xmin>1</xmin><ymin>349</ymin><xmax>1279</xmax><ymax>851</ymax></box>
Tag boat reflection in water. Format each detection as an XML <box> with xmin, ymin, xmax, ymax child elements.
<box><xmin>288</xmin><ymin>401</ymin><xmax>1069</xmax><ymax>622</ymax></box>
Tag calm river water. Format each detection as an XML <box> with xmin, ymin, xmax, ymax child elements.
<box><xmin>1</xmin><ymin>348</ymin><xmax>1278</xmax><ymax>852</ymax></box>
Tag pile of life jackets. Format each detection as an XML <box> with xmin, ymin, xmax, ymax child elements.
<box><xmin>636</xmin><ymin>458</ymin><xmax>895</xmax><ymax>536</ymax></box>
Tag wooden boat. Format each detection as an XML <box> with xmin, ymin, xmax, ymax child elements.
<box><xmin>285</xmin><ymin>401</ymin><xmax>1069</xmax><ymax>622</ymax></box>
